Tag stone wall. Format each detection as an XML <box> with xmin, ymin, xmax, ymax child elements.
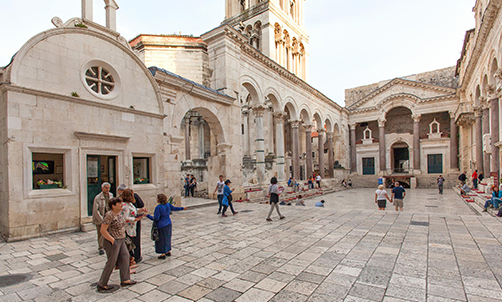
<box><xmin>345</xmin><ymin>83</ymin><xmax>379</xmax><ymax>108</ymax></box>
<box><xmin>0</xmin><ymin>90</ymin><xmax>6</xmax><ymax>237</ymax></box>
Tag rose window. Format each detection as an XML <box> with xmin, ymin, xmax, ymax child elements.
<box><xmin>85</xmin><ymin>66</ymin><xmax>115</xmax><ymax>95</ymax></box>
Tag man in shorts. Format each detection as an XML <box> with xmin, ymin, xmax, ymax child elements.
<box><xmin>391</xmin><ymin>181</ymin><xmax>406</xmax><ymax>211</ymax></box>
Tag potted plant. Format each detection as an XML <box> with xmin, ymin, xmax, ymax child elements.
<box><xmin>134</xmin><ymin>177</ymin><xmax>149</xmax><ymax>184</ymax></box>
<box><xmin>37</xmin><ymin>179</ymin><xmax>63</xmax><ymax>189</ymax></box>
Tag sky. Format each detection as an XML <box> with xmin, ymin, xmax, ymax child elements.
<box><xmin>0</xmin><ymin>0</ymin><xmax>475</xmax><ymax>106</ymax></box>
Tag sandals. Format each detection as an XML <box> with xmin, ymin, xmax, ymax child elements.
<box><xmin>97</xmin><ymin>284</ymin><xmax>119</xmax><ymax>293</ymax></box>
<box><xmin>158</xmin><ymin>254</ymin><xmax>166</xmax><ymax>259</ymax></box>
<box><xmin>120</xmin><ymin>280</ymin><xmax>138</xmax><ymax>287</ymax></box>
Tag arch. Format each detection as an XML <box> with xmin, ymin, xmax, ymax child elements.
<box><xmin>274</xmin><ymin>23</ymin><xmax>282</xmax><ymax>36</ymax></box>
<box><xmin>263</xmin><ymin>87</ymin><xmax>282</xmax><ymax>111</ymax></box>
<box><xmin>481</xmin><ymin>74</ymin><xmax>488</xmax><ymax>97</ymax></box>
<box><xmin>313</xmin><ymin>112</ymin><xmax>323</xmax><ymax>130</ymax></box>
<box><xmin>489</xmin><ymin>57</ymin><xmax>498</xmax><ymax>85</ymax></box>
<box><xmin>283</xmin><ymin>98</ymin><xmax>298</xmax><ymax>120</ymax></box>
<box><xmin>324</xmin><ymin>114</ymin><xmax>334</xmax><ymax>133</ymax></box>
<box><xmin>379</xmin><ymin>94</ymin><xmax>417</xmax><ymax>118</ymax></box>
<box><xmin>299</xmin><ymin>108</ymin><xmax>311</xmax><ymax>124</ymax></box>
<box><xmin>334</xmin><ymin>123</ymin><xmax>341</xmax><ymax>135</ymax></box>
<box><xmin>283</xmin><ymin>29</ymin><xmax>291</xmax><ymax>46</ymax></box>
<box><xmin>240</xmin><ymin>75</ymin><xmax>263</xmax><ymax>106</ymax></box>
<box><xmin>6</xmin><ymin>27</ymin><xmax>164</xmax><ymax>113</ymax></box>
<box><xmin>475</xmin><ymin>84</ymin><xmax>481</xmax><ymax>106</ymax></box>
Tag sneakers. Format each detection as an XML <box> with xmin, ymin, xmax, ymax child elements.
<box><xmin>221</xmin><ymin>214</ymin><xmax>227</xmax><ymax>217</ymax></box>
<box><xmin>266</xmin><ymin>218</ymin><xmax>272</xmax><ymax>221</ymax></box>
<box><xmin>99</xmin><ymin>250</ymin><xmax>105</xmax><ymax>255</ymax></box>
<box><xmin>233</xmin><ymin>212</ymin><xmax>238</xmax><ymax>215</ymax></box>
<box><xmin>279</xmin><ymin>216</ymin><xmax>285</xmax><ymax>219</ymax></box>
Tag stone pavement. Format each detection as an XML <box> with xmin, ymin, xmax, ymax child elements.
<box><xmin>1</xmin><ymin>188</ymin><xmax>502</xmax><ymax>302</ymax></box>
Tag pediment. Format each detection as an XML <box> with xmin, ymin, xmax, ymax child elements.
<box><xmin>348</xmin><ymin>78</ymin><xmax>457</xmax><ymax>112</ymax></box>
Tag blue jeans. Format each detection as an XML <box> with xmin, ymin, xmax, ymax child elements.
<box><xmin>184</xmin><ymin>185</ymin><xmax>189</xmax><ymax>197</ymax></box>
<box><xmin>217</xmin><ymin>195</ymin><xmax>223</xmax><ymax>213</ymax></box>
<box><xmin>473</xmin><ymin>179</ymin><xmax>478</xmax><ymax>189</ymax></box>
<box><xmin>493</xmin><ymin>197</ymin><xmax>501</xmax><ymax>209</ymax></box>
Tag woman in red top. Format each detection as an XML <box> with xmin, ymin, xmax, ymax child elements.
<box><xmin>472</xmin><ymin>170</ymin><xmax>478</xmax><ymax>189</ymax></box>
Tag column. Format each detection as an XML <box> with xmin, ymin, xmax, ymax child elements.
<box><xmin>82</xmin><ymin>0</ymin><xmax>93</xmax><ymax>21</ymax></box>
<box><xmin>378</xmin><ymin>119</ymin><xmax>386</xmax><ymax>173</ymax></box>
<box><xmin>274</xmin><ymin>112</ymin><xmax>286</xmax><ymax>181</ymax></box>
<box><xmin>350</xmin><ymin>124</ymin><xmax>357</xmax><ymax>173</ymax></box>
<box><xmin>198</xmin><ymin>118</ymin><xmax>205</xmax><ymax>158</ymax></box>
<box><xmin>253</xmin><ymin>105</ymin><xmax>267</xmax><ymax>184</ymax></box>
<box><xmin>318</xmin><ymin>129</ymin><xmax>325</xmax><ymax>178</ymax></box>
<box><xmin>267</xmin><ymin>104</ymin><xmax>275</xmax><ymax>156</ymax></box>
<box><xmin>290</xmin><ymin>120</ymin><xmax>302</xmax><ymax>179</ymax></box>
<box><xmin>483</xmin><ymin>103</ymin><xmax>490</xmax><ymax>174</ymax></box>
<box><xmin>412</xmin><ymin>114</ymin><xmax>421</xmax><ymax>172</ymax></box>
<box><xmin>304</xmin><ymin>124</ymin><xmax>313</xmax><ymax>179</ymax></box>
<box><xmin>490</xmin><ymin>97</ymin><xmax>500</xmax><ymax>172</ymax></box>
<box><xmin>475</xmin><ymin>107</ymin><xmax>483</xmax><ymax>172</ymax></box>
<box><xmin>327</xmin><ymin>132</ymin><xmax>334</xmax><ymax>178</ymax></box>
<box><xmin>242</xmin><ymin>106</ymin><xmax>250</xmax><ymax>158</ymax></box>
<box><xmin>449</xmin><ymin>112</ymin><xmax>459</xmax><ymax>170</ymax></box>
<box><xmin>184</xmin><ymin>117</ymin><xmax>191</xmax><ymax>162</ymax></box>
<box><xmin>105</xmin><ymin>0</ymin><xmax>119</xmax><ymax>31</ymax></box>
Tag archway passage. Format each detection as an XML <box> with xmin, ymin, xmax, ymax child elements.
<box><xmin>392</xmin><ymin>142</ymin><xmax>410</xmax><ymax>173</ymax></box>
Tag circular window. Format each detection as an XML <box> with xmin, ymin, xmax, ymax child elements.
<box><xmin>81</xmin><ymin>60</ymin><xmax>121</xmax><ymax>100</ymax></box>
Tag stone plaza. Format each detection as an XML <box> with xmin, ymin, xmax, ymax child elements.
<box><xmin>1</xmin><ymin>188</ymin><xmax>502</xmax><ymax>302</ymax></box>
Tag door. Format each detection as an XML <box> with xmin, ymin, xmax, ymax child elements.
<box><xmin>427</xmin><ymin>154</ymin><xmax>443</xmax><ymax>174</ymax></box>
<box><xmin>107</xmin><ymin>156</ymin><xmax>117</xmax><ymax>197</ymax></box>
<box><xmin>87</xmin><ymin>155</ymin><xmax>101</xmax><ymax>216</ymax></box>
<box><xmin>362</xmin><ymin>157</ymin><xmax>375</xmax><ymax>175</ymax></box>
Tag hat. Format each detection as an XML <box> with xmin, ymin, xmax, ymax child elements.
<box><xmin>225</xmin><ymin>179</ymin><xmax>232</xmax><ymax>184</ymax></box>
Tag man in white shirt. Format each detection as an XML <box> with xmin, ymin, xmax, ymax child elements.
<box><xmin>213</xmin><ymin>175</ymin><xmax>225</xmax><ymax>214</ymax></box>
<box><xmin>315</xmin><ymin>174</ymin><xmax>322</xmax><ymax>188</ymax></box>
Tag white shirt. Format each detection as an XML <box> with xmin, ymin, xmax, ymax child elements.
<box><xmin>316</xmin><ymin>175</ymin><xmax>321</xmax><ymax>181</ymax></box>
<box><xmin>375</xmin><ymin>189</ymin><xmax>387</xmax><ymax>200</ymax></box>
<box><xmin>216</xmin><ymin>181</ymin><xmax>225</xmax><ymax>195</ymax></box>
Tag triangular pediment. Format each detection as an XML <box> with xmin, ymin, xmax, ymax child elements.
<box><xmin>347</xmin><ymin>78</ymin><xmax>457</xmax><ymax>112</ymax></box>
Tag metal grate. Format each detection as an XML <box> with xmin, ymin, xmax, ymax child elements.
<box><xmin>239</xmin><ymin>210</ymin><xmax>253</xmax><ymax>213</ymax></box>
<box><xmin>0</xmin><ymin>274</ymin><xmax>32</xmax><ymax>288</ymax></box>
<box><xmin>410</xmin><ymin>221</ymin><xmax>429</xmax><ymax>226</ymax></box>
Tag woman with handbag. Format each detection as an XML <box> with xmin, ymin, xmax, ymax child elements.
<box><xmin>266</xmin><ymin>177</ymin><xmax>285</xmax><ymax>221</ymax></box>
<box><xmin>221</xmin><ymin>179</ymin><xmax>238</xmax><ymax>217</ymax></box>
<box><xmin>147</xmin><ymin>194</ymin><xmax>185</xmax><ymax>259</ymax></box>
<box><xmin>97</xmin><ymin>197</ymin><xmax>137</xmax><ymax>293</ymax></box>
<box><xmin>120</xmin><ymin>189</ymin><xmax>146</xmax><ymax>268</ymax></box>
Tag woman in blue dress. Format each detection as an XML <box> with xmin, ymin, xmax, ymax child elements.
<box><xmin>221</xmin><ymin>179</ymin><xmax>238</xmax><ymax>217</ymax></box>
<box><xmin>146</xmin><ymin>194</ymin><xmax>185</xmax><ymax>259</ymax></box>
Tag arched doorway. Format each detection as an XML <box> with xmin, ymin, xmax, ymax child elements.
<box><xmin>391</xmin><ymin>142</ymin><xmax>410</xmax><ymax>173</ymax></box>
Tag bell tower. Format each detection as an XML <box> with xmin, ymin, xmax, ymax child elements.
<box><xmin>223</xmin><ymin>0</ymin><xmax>309</xmax><ymax>81</ymax></box>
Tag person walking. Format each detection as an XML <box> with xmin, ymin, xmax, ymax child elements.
<box><xmin>266</xmin><ymin>177</ymin><xmax>285</xmax><ymax>221</ymax></box>
<box><xmin>119</xmin><ymin>189</ymin><xmax>146</xmax><ymax>266</ymax></box>
<box><xmin>472</xmin><ymin>170</ymin><xmax>478</xmax><ymax>189</ymax></box>
<box><xmin>189</xmin><ymin>175</ymin><xmax>197</xmax><ymax>197</ymax></box>
<box><xmin>221</xmin><ymin>179</ymin><xmax>238</xmax><ymax>217</ymax></box>
<box><xmin>97</xmin><ymin>197</ymin><xmax>137</xmax><ymax>293</ymax></box>
<box><xmin>117</xmin><ymin>185</ymin><xmax>146</xmax><ymax>263</ymax></box>
<box><xmin>437</xmin><ymin>175</ymin><xmax>445</xmax><ymax>195</ymax></box>
<box><xmin>315</xmin><ymin>174</ymin><xmax>322</xmax><ymax>188</ymax></box>
<box><xmin>375</xmin><ymin>185</ymin><xmax>391</xmax><ymax>210</ymax></box>
<box><xmin>92</xmin><ymin>182</ymin><xmax>113</xmax><ymax>255</ymax></box>
<box><xmin>146</xmin><ymin>194</ymin><xmax>185</xmax><ymax>259</ymax></box>
<box><xmin>213</xmin><ymin>175</ymin><xmax>225</xmax><ymax>214</ymax></box>
<box><xmin>391</xmin><ymin>181</ymin><xmax>406</xmax><ymax>211</ymax></box>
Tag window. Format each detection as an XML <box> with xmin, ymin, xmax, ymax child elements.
<box><xmin>427</xmin><ymin>154</ymin><xmax>443</xmax><ymax>174</ymax></box>
<box><xmin>133</xmin><ymin>157</ymin><xmax>150</xmax><ymax>184</ymax></box>
<box><xmin>362</xmin><ymin>157</ymin><xmax>375</xmax><ymax>175</ymax></box>
<box><xmin>33</xmin><ymin>153</ymin><xmax>64</xmax><ymax>189</ymax></box>
<box><xmin>85</xmin><ymin>66</ymin><xmax>115</xmax><ymax>95</ymax></box>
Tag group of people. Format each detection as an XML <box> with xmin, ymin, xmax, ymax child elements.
<box><xmin>374</xmin><ymin>181</ymin><xmax>406</xmax><ymax>211</ymax></box>
<box><xmin>340</xmin><ymin>179</ymin><xmax>352</xmax><ymax>187</ymax></box>
<box><xmin>183</xmin><ymin>174</ymin><xmax>197</xmax><ymax>197</ymax></box>
<box><xmin>92</xmin><ymin>183</ymin><xmax>186</xmax><ymax>293</ymax></box>
<box><xmin>213</xmin><ymin>175</ymin><xmax>238</xmax><ymax>217</ymax></box>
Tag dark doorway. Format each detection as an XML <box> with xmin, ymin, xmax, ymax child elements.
<box><xmin>427</xmin><ymin>154</ymin><xmax>443</xmax><ymax>174</ymax></box>
<box><xmin>362</xmin><ymin>157</ymin><xmax>375</xmax><ymax>175</ymax></box>
<box><xmin>393</xmin><ymin>147</ymin><xmax>410</xmax><ymax>173</ymax></box>
<box><xmin>87</xmin><ymin>155</ymin><xmax>118</xmax><ymax>216</ymax></box>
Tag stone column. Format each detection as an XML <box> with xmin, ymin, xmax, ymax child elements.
<box><xmin>184</xmin><ymin>117</ymin><xmax>191</xmax><ymax>161</ymax></box>
<box><xmin>412</xmin><ymin>114</ymin><xmax>421</xmax><ymax>172</ymax></box>
<box><xmin>105</xmin><ymin>0</ymin><xmax>119</xmax><ymax>31</ymax></box>
<box><xmin>350</xmin><ymin>123</ymin><xmax>357</xmax><ymax>173</ymax></box>
<box><xmin>449</xmin><ymin>111</ymin><xmax>459</xmax><ymax>170</ymax></box>
<box><xmin>318</xmin><ymin>129</ymin><xmax>326</xmax><ymax>178</ymax></box>
<box><xmin>475</xmin><ymin>107</ymin><xmax>483</xmax><ymax>172</ymax></box>
<box><xmin>490</xmin><ymin>97</ymin><xmax>500</xmax><ymax>172</ymax></box>
<box><xmin>242</xmin><ymin>106</ymin><xmax>250</xmax><ymax>158</ymax></box>
<box><xmin>253</xmin><ymin>105</ymin><xmax>267</xmax><ymax>184</ymax></box>
<box><xmin>197</xmin><ymin>119</ymin><xmax>205</xmax><ymax>158</ymax></box>
<box><xmin>290</xmin><ymin>120</ymin><xmax>302</xmax><ymax>179</ymax></box>
<box><xmin>82</xmin><ymin>0</ymin><xmax>93</xmax><ymax>21</ymax></box>
<box><xmin>267</xmin><ymin>106</ymin><xmax>275</xmax><ymax>156</ymax></box>
<box><xmin>274</xmin><ymin>112</ymin><xmax>286</xmax><ymax>181</ymax></box>
<box><xmin>304</xmin><ymin>124</ymin><xmax>313</xmax><ymax>179</ymax></box>
<box><xmin>483</xmin><ymin>103</ymin><xmax>491</xmax><ymax>174</ymax></box>
<box><xmin>378</xmin><ymin>119</ymin><xmax>386</xmax><ymax>173</ymax></box>
<box><xmin>327</xmin><ymin>132</ymin><xmax>334</xmax><ymax>178</ymax></box>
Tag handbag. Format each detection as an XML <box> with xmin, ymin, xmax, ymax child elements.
<box><xmin>125</xmin><ymin>237</ymin><xmax>136</xmax><ymax>251</ymax></box>
<box><xmin>151</xmin><ymin>221</ymin><xmax>160</xmax><ymax>242</ymax></box>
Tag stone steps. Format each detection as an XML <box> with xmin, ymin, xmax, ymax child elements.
<box><xmin>452</xmin><ymin>187</ymin><xmax>498</xmax><ymax>216</ymax></box>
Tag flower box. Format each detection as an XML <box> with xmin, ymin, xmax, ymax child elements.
<box><xmin>135</xmin><ymin>179</ymin><xmax>149</xmax><ymax>184</ymax></box>
<box><xmin>39</xmin><ymin>184</ymin><xmax>59</xmax><ymax>189</ymax></box>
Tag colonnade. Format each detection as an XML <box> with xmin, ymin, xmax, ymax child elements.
<box><xmin>183</xmin><ymin>115</ymin><xmax>207</xmax><ymax>162</ymax></box>
<box><xmin>242</xmin><ymin>107</ymin><xmax>336</xmax><ymax>184</ymax></box>
<box><xmin>472</xmin><ymin>92</ymin><xmax>499</xmax><ymax>175</ymax></box>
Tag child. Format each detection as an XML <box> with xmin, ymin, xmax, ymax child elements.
<box><xmin>267</xmin><ymin>177</ymin><xmax>285</xmax><ymax>221</ymax></box>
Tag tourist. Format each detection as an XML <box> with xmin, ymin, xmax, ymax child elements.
<box><xmin>308</xmin><ymin>177</ymin><xmax>313</xmax><ymax>189</ymax></box>
<box><xmin>191</xmin><ymin>175</ymin><xmax>198</xmax><ymax>197</ymax></box>
<box><xmin>118</xmin><ymin>184</ymin><xmax>146</xmax><ymax>263</ymax></box>
<box><xmin>377</xmin><ymin>176</ymin><xmax>384</xmax><ymax>186</ymax></box>
<box><xmin>213</xmin><ymin>175</ymin><xmax>225</xmax><ymax>214</ymax></box>
<box><xmin>315</xmin><ymin>199</ymin><xmax>325</xmax><ymax>207</ymax></box>
<box><xmin>459</xmin><ymin>182</ymin><xmax>470</xmax><ymax>195</ymax></box>
<box><xmin>483</xmin><ymin>186</ymin><xmax>502</xmax><ymax>211</ymax></box>
<box><xmin>295</xmin><ymin>195</ymin><xmax>305</xmax><ymax>206</ymax></box>
<box><xmin>184</xmin><ymin>174</ymin><xmax>190</xmax><ymax>197</ymax></box>
<box><xmin>375</xmin><ymin>184</ymin><xmax>391</xmax><ymax>210</ymax></box>
<box><xmin>347</xmin><ymin>179</ymin><xmax>352</xmax><ymax>187</ymax></box>
<box><xmin>120</xmin><ymin>189</ymin><xmax>146</xmax><ymax>267</ymax></box>
<box><xmin>146</xmin><ymin>194</ymin><xmax>185</xmax><ymax>259</ymax></box>
<box><xmin>472</xmin><ymin>170</ymin><xmax>478</xmax><ymax>189</ymax></box>
<box><xmin>92</xmin><ymin>182</ymin><xmax>113</xmax><ymax>255</ymax></box>
<box><xmin>458</xmin><ymin>171</ymin><xmax>467</xmax><ymax>184</ymax></box>
<box><xmin>266</xmin><ymin>177</ymin><xmax>285</xmax><ymax>221</ymax></box>
<box><xmin>221</xmin><ymin>179</ymin><xmax>238</xmax><ymax>217</ymax></box>
<box><xmin>341</xmin><ymin>179</ymin><xmax>347</xmax><ymax>187</ymax></box>
<box><xmin>316</xmin><ymin>173</ymin><xmax>322</xmax><ymax>188</ymax></box>
<box><xmin>391</xmin><ymin>181</ymin><xmax>406</xmax><ymax>211</ymax></box>
<box><xmin>97</xmin><ymin>197</ymin><xmax>137</xmax><ymax>293</ymax></box>
<box><xmin>437</xmin><ymin>175</ymin><xmax>445</xmax><ymax>195</ymax></box>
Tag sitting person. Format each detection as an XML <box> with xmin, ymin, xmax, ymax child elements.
<box><xmin>459</xmin><ymin>182</ymin><xmax>471</xmax><ymax>195</ymax></box>
<box><xmin>295</xmin><ymin>195</ymin><xmax>305</xmax><ymax>206</ymax></box>
<box><xmin>347</xmin><ymin>179</ymin><xmax>352</xmax><ymax>187</ymax></box>
<box><xmin>483</xmin><ymin>186</ymin><xmax>502</xmax><ymax>211</ymax></box>
<box><xmin>315</xmin><ymin>200</ymin><xmax>325</xmax><ymax>207</ymax></box>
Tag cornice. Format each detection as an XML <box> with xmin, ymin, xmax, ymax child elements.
<box><xmin>0</xmin><ymin>83</ymin><xmax>166</xmax><ymax>119</ymax></box>
<box><xmin>459</xmin><ymin>0</ymin><xmax>502</xmax><ymax>92</ymax></box>
<box><xmin>348</xmin><ymin>78</ymin><xmax>457</xmax><ymax>110</ymax></box>
<box><xmin>220</xmin><ymin>25</ymin><xmax>343</xmax><ymax>112</ymax></box>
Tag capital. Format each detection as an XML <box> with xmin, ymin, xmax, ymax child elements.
<box><xmin>273</xmin><ymin>111</ymin><xmax>286</xmax><ymax>120</ymax></box>
<box><xmin>378</xmin><ymin>118</ymin><xmax>386</xmax><ymax>128</ymax></box>
<box><xmin>449</xmin><ymin>110</ymin><xmax>456</xmax><ymax>119</ymax></box>
<box><xmin>474</xmin><ymin>105</ymin><xmax>484</xmax><ymax>117</ymax></box>
<box><xmin>289</xmin><ymin>119</ymin><xmax>302</xmax><ymax>128</ymax></box>
<box><xmin>486</xmin><ymin>84</ymin><xmax>497</xmax><ymax>100</ymax></box>
<box><xmin>303</xmin><ymin>123</ymin><xmax>314</xmax><ymax>132</ymax></box>
<box><xmin>252</xmin><ymin>105</ymin><xmax>267</xmax><ymax>117</ymax></box>
<box><xmin>317</xmin><ymin>128</ymin><xmax>326</xmax><ymax>134</ymax></box>
<box><xmin>349</xmin><ymin>123</ymin><xmax>357</xmax><ymax>130</ymax></box>
<box><xmin>411</xmin><ymin>114</ymin><xmax>421</xmax><ymax>122</ymax></box>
